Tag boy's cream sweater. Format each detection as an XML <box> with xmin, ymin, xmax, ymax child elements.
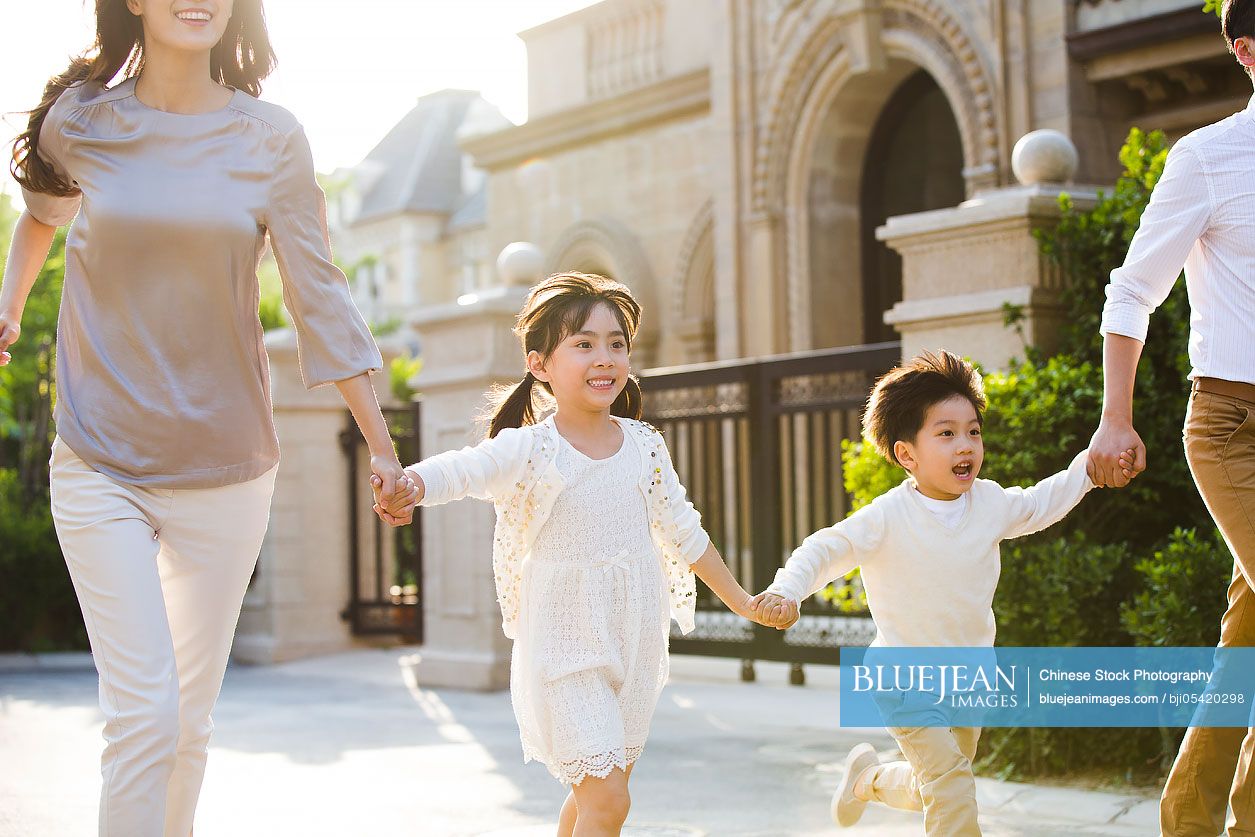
<box><xmin>767</xmin><ymin>451</ymin><xmax>1095</xmax><ymax>648</ymax></box>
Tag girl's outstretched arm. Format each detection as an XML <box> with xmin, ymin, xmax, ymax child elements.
<box><xmin>689</xmin><ymin>542</ymin><xmax>756</xmax><ymax>620</ymax></box>
<box><xmin>371</xmin><ymin>425</ymin><xmax>532</xmax><ymax>526</ymax></box>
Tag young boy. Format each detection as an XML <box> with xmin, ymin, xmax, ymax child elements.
<box><xmin>753</xmin><ymin>350</ymin><xmax>1131</xmax><ymax>836</ymax></box>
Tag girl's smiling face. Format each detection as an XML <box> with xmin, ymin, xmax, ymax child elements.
<box><xmin>526</xmin><ymin>302</ymin><xmax>630</xmax><ymax>415</ymax></box>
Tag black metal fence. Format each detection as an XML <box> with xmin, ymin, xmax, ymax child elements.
<box><xmin>340</xmin><ymin>402</ymin><xmax>423</xmax><ymax>642</ymax></box>
<box><xmin>641</xmin><ymin>342</ymin><xmax>901</xmax><ymax>674</ymax></box>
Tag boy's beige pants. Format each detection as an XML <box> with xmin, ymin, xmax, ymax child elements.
<box><xmin>865</xmin><ymin>725</ymin><xmax>982</xmax><ymax>836</ymax></box>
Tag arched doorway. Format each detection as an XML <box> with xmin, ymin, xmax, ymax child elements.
<box><xmin>859</xmin><ymin>70</ymin><xmax>965</xmax><ymax>345</ymax></box>
<box><xmin>798</xmin><ymin>61</ymin><xmax>968</xmax><ymax>352</ymax></box>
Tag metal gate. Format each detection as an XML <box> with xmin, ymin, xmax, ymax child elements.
<box><xmin>641</xmin><ymin>342</ymin><xmax>900</xmax><ymax>673</ymax></box>
<box><xmin>340</xmin><ymin>402</ymin><xmax>423</xmax><ymax>642</ymax></box>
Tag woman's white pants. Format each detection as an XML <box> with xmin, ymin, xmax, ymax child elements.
<box><xmin>49</xmin><ymin>437</ymin><xmax>277</xmax><ymax>837</ymax></box>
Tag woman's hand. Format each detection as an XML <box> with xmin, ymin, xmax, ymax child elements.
<box><xmin>370</xmin><ymin>463</ymin><xmax>422</xmax><ymax>527</ymax></box>
<box><xmin>370</xmin><ymin>453</ymin><xmax>412</xmax><ymax>510</ymax></box>
<box><xmin>0</xmin><ymin>317</ymin><xmax>19</xmax><ymax>366</ymax></box>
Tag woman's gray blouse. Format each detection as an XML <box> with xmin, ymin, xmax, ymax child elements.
<box><xmin>20</xmin><ymin>78</ymin><xmax>382</xmax><ymax>488</ymax></box>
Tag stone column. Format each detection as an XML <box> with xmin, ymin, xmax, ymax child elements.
<box><xmin>399</xmin><ymin>243</ymin><xmax>541</xmax><ymax>691</ymax></box>
<box><xmin>878</xmin><ymin>131</ymin><xmax>1098</xmax><ymax>371</ymax></box>
<box><xmin>233</xmin><ymin>330</ymin><xmax>407</xmax><ymax>664</ymax></box>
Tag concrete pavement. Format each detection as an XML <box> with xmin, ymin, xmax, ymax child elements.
<box><xmin>0</xmin><ymin>650</ymin><xmax>1160</xmax><ymax>836</ymax></box>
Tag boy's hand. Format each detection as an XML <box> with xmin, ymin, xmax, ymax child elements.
<box><xmin>370</xmin><ymin>471</ymin><xmax>421</xmax><ymax>527</ymax></box>
<box><xmin>749</xmin><ymin>592</ymin><xmax>800</xmax><ymax>630</ymax></box>
<box><xmin>1117</xmin><ymin>447</ymin><xmax>1138</xmax><ymax>485</ymax></box>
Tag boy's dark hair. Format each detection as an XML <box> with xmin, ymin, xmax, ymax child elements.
<box><xmin>862</xmin><ymin>350</ymin><xmax>987</xmax><ymax>467</ymax></box>
<box><xmin>1223</xmin><ymin>0</ymin><xmax>1255</xmax><ymax>77</ymax></box>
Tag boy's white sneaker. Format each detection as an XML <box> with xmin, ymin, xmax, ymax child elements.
<box><xmin>831</xmin><ymin>742</ymin><xmax>879</xmax><ymax>827</ymax></box>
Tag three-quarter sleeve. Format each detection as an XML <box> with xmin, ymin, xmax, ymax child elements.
<box><xmin>265</xmin><ymin>124</ymin><xmax>382</xmax><ymax>388</ymax></box>
<box><xmin>19</xmin><ymin>91</ymin><xmax>82</xmax><ymax>227</ymax></box>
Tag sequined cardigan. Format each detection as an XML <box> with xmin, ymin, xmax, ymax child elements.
<box><xmin>408</xmin><ymin>414</ymin><xmax>710</xmax><ymax>640</ymax></box>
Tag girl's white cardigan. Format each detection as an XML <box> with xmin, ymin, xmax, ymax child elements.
<box><xmin>409</xmin><ymin>414</ymin><xmax>710</xmax><ymax>640</ymax></box>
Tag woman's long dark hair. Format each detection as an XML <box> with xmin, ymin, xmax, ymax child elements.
<box><xmin>11</xmin><ymin>0</ymin><xmax>276</xmax><ymax>195</ymax></box>
<box><xmin>487</xmin><ymin>272</ymin><xmax>645</xmax><ymax>438</ymax></box>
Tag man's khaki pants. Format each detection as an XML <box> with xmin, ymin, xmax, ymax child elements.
<box><xmin>865</xmin><ymin>725</ymin><xmax>983</xmax><ymax>836</ymax></box>
<box><xmin>1161</xmin><ymin>387</ymin><xmax>1255</xmax><ymax>836</ymax></box>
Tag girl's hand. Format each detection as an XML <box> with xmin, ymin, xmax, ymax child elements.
<box><xmin>0</xmin><ymin>317</ymin><xmax>20</xmax><ymax>366</ymax></box>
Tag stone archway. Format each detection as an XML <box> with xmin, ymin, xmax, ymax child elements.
<box><xmin>754</xmin><ymin>0</ymin><xmax>1001</xmax><ymax>350</ymax></box>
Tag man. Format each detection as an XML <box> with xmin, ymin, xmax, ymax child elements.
<box><xmin>1088</xmin><ymin>1</ymin><xmax>1255</xmax><ymax>833</ymax></box>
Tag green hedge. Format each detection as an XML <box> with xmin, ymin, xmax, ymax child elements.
<box><xmin>0</xmin><ymin>468</ymin><xmax>84</xmax><ymax>651</ymax></box>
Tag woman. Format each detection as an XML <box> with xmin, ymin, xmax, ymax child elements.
<box><xmin>0</xmin><ymin>2</ymin><xmax>413</xmax><ymax>834</ymax></box>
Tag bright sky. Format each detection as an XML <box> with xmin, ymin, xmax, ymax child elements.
<box><xmin>0</xmin><ymin>0</ymin><xmax>600</xmax><ymax>177</ymax></box>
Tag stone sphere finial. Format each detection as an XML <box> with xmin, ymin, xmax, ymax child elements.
<box><xmin>496</xmin><ymin>242</ymin><xmax>545</xmax><ymax>287</ymax></box>
<box><xmin>1012</xmin><ymin>130</ymin><xmax>1079</xmax><ymax>185</ymax></box>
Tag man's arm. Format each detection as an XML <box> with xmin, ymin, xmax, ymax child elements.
<box><xmin>1091</xmin><ymin>141</ymin><xmax>1210</xmax><ymax>487</ymax></box>
<box><xmin>1089</xmin><ymin>334</ymin><xmax>1146</xmax><ymax>487</ymax></box>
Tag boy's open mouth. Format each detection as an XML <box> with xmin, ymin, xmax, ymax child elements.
<box><xmin>953</xmin><ymin>462</ymin><xmax>973</xmax><ymax>479</ymax></box>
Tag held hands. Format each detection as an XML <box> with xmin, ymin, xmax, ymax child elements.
<box><xmin>747</xmin><ymin>591</ymin><xmax>800</xmax><ymax>630</ymax></box>
<box><xmin>369</xmin><ymin>456</ymin><xmax>421</xmax><ymax>527</ymax></box>
<box><xmin>0</xmin><ymin>317</ymin><xmax>19</xmax><ymax>367</ymax></box>
<box><xmin>1087</xmin><ymin>415</ymin><xmax>1146</xmax><ymax>488</ymax></box>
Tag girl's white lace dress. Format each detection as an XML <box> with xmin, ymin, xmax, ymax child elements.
<box><xmin>511</xmin><ymin>429</ymin><xmax>670</xmax><ymax>786</ymax></box>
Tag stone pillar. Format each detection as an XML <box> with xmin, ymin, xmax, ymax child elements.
<box><xmin>399</xmin><ymin>243</ymin><xmax>541</xmax><ymax>691</ymax></box>
<box><xmin>233</xmin><ymin>330</ymin><xmax>407</xmax><ymax>664</ymax></box>
<box><xmin>878</xmin><ymin>131</ymin><xmax>1097</xmax><ymax>371</ymax></box>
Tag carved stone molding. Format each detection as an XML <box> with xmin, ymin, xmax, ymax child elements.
<box><xmin>752</xmin><ymin>0</ymin><xmax>1001</xmax><ymax>216</ymax></box>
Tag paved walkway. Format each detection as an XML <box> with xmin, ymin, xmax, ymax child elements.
<box><xmin>0</xmin><ymin>650</ymin><xmax>1160</xmax><ymax>836</ymax></box>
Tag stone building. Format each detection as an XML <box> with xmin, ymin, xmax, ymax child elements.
<box><xmin>239</xmin><ymin>0</ymin><xmax>1252</xmax><ymax>673</ymax></box>
<box><xmin>337</xmin><ymin>0</ymin><xmax>1245</xmax><ymax>367</ymax></box>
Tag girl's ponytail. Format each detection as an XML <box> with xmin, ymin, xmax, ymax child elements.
<box><xmin>487</xmin><ymin>373</ymin><xmax>539</xmax><ymax>438</ymax></box>
<box><xmin>611</xmin><ymin>374</ymin><xmax>644</xmax><ymax>421</ymax></box>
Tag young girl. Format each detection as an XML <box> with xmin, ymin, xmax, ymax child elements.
<box><xmin>373</xmin><ymin>272</ymin><xmax>766</xmax><ymax>835</ymax></box>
